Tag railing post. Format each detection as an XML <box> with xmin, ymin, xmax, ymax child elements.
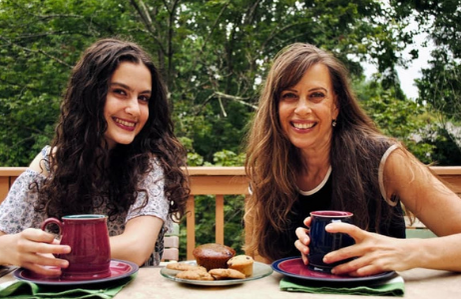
<box><xmin>215</xmin><ymin>194</ymin><xmax>224</xmax><ymax>245</ymax></box>
<box><xmin>186</xmin><ymin>195</ymin><xmax>196</xmax><ymax>260</ymax></box>
<box><xmin>0</xmin><ymin>177</ymin><xmax>9</xmax><ymax>203</ymax></box>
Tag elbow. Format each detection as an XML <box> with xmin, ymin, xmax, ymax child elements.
<box><xmin>126</xmin><ymin>248</ymin><xmax>153</xmax><ymax>266</ymax></box>
<box><xmin>111</xmin><ymin>244</ymin><xmax>153</xmax><ymax>266</ymax></box>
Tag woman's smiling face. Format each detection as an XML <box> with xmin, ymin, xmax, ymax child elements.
<box><xmin>278</xmin><ymin>63</ymin><xmax>338</xmax><ymax>152</ymax></box>
<box><xmin>103</xmin><ymin>61</ymin><xmax>152</xmax><ymax>150</ymax></box>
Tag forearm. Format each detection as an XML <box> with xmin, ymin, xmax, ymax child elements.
<box><xmin>109</xmin><ymin>216</ymin><xmax>163</xmax><ymax>266</ymax></box>
<box><xmin>0</xmin><ymin>234</ymin><xmax>17</xmax><ymax>265</ymax></box>
<box><xmin>412</xmin><ymin>234</ymin><xmax>461</xmax><ymax>272</ymax></box>
<box><xmin>109</xmin><ymin>234</ymin><xmax>156</xmax><ymax>266</ymax></box>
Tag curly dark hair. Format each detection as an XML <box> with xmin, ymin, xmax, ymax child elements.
<box><xmin>33</xmin><ymin>38</ymin><xmax>189</xmax><ymax>222</ymax></box>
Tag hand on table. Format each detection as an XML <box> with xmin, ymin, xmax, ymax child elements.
<box><xmin>0</xmin><ymin>228</ymin><xmax>70</xmax><ymax>276</ymax></box>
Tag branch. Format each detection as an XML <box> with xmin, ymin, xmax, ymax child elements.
<box><xmin>214</xmin><ymin>91</ymin><xmax>258</xmax><ymax>110</ymax></box>
<box><xmin>202</xmin><ymin>0</ymin><xmax>231</xmax><ymax>48</ymax></box>
<box><xmin>0</xmin><ymin>37</ymin><xmax>73</xmax><ymax>68</ymax></box>
<box><xmin>128</xmin><ymin>0</ymin><xmax>166</xmax><ymax>54</ymax></box>
<box><xmin>36</xmin><ymin>14</ymin><xmax>84</xmax><ymax>20</ymax></box>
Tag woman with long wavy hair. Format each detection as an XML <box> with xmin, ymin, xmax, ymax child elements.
<box><xmin>0</xmin><ymin>38</ymin><xmax>189</xmax><ymax>275</ymax></box>
<box><xmin>244</xmin><ymin>43</ymin><xmax>461</xmax><ymax>275</ymax></box>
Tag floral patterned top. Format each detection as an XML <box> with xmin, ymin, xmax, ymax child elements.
<box><xmin>0</xmin><ymin>146</ymin><xmax>172</xmax><ymax>266</ymax></box>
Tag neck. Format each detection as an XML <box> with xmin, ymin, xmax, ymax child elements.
<box><xmin>297</xmin><ymin>151</ymin><xmax>331</xmax><ymax>191</ymax></box>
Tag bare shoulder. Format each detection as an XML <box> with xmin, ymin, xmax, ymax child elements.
<box><xmin>384</xmin><ymin>147</ymin><xmax>429</xmax><ymax>179</ymax></box>
<box><xmin>28</xmin><ymin>147</ymin><xmax>55</xmax><ymax>177</ymax></box>
<box><xmin>382</xmin><ymin>147</ymin><xmax>436</xmax><ymax>198</ymax></box>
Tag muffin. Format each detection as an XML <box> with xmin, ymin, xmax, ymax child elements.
<box><xmin>227</xmin><ymin>255</ymin><xmax>254</xmax><ymax>277</ymax></box>
<box><xmin>193</xmin><ymin>243</ymin><xmax>236</xmax><ymax>271</ymax></box>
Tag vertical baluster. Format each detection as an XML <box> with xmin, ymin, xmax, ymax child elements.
<box><xmin>186</xmin><ymin>195</ymin><xmax>195</xmax><ymax>260</ymax></box>
<box><xmin>215</xmin><ymin>194</ymin><xmax>224</xmax><ymax>245</ymax></box>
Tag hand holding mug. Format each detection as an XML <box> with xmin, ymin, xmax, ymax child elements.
<box><xmin>294</xmin><ymin>217</ymin><xmax>313</xmax><ymax>264</ymax></box>
<box><xmin>307</xmin><ymin>211</ymin><xmax>355</xmax><ymax>273</ymax></box>
<box><xmin>322</xmin><ymin>221</ymin><xmax>413</xmax><ymax>276</ymax></box>
<box><xmin>1</xmin><ymin>228</ymin><xmax>70</xmax><ymax>276</ymax></box>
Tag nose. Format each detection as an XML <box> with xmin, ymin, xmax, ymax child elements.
<box><xmin>125</xmin><ymin>96</ymin><xmax>140</xmax><ymax>116</ymax></box>
<box><xmin>294</xmin><ymin>97</ymin><xmax>312</xmax><ymax>115</ymax></box>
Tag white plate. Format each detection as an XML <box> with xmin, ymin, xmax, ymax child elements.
<box><xmin>160</xmin><ymin>260</ymin><xmax>273</xmax><ymax>286</ymax></box>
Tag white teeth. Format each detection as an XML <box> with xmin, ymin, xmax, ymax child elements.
<box><xmin>114</xmin><ymin>118</ymin><xmax>135</xmax><ymax>127</ymax></box>
<box><xmin>293</xmin><ymin>122</ymin><xmax>314</xmax><ymax>129</ymax></box>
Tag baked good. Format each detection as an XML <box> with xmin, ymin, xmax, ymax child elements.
<box><xmin>166</xmin><ymin>263</ymin><xmax>207</xmax><ymax>272</ymax></box>
<box><xmin>227</xmin><ymin>255</ymin><xmax>254</xmax><ymax>277</ymax></box>
<box><xmin>192</xmin><ymin>243</ymin><xmax>236</xmax><ymax>271</ymax></box>
<box><xmin>209</xmin><ymin>268</ymin><xmax>245</xmax><ymax>280</ymax></box>
<box><xmin>176</xmin><ymin>270</ymin><xmax>214</xmax><ymax>281</ymax></box>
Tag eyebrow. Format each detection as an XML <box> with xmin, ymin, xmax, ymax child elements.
<box><xmin>110</xmin><ymin>82</ymin><xmax>151</xmax><ymax>95</ymax></box>
<box><xmin>282</xmin><ymin>86</ymin><xmax>328</xmax><ymax>93</ymax></box>
<box><xmin>308</xmin><ymin>87</ymin><xmax>328</xmax><ymax>93</ymax></box>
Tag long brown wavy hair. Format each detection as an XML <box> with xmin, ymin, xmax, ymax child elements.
<box><xmin>33</xmin><ymin>38</ymin><xmax>189</xmax><ymax>222</ymax></box>
<box><xmin>244</xmin><ymin>43</ymin><xmax>402</xmax><ymax>261</ymax></box>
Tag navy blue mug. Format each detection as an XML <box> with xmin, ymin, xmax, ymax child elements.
<box><xmin>308</xmin><ymin>210</ymin><xmax>355</xmax><ymax>273</ymax></box>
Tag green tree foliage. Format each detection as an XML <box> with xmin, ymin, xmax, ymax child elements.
<box><xmin>390</xmin><ymin>0</ymin><xmax>461</xmax><ymax>164</ymax></box>
<box><xmin>1</xmin><ymin>0</ymin><xmax>420</xmax><ymax>166</ymax></box>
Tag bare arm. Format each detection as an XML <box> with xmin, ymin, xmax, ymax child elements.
<box><xmin>0</xmin><ymin>149</ymin><xmax>70</xmax><ymax>275</ymax></box>
<box><xmin>324</xmin><ymin>149</ymin><xmax>461</xmax><ymax>275</ymax></box>
<box><xmin>109</xmin><ymin>215</ymin><xmax>164</xmax><ymax>266</ymax></box>
<box><xmin>385</xmin><ymin>149</ymin><xmax>461</xmax><ymax>236</ymax></box>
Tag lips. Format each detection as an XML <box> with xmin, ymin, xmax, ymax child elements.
<box><xmin>113</xmin><ymin>117</ymin><xmax>136</xmax><ymax>130</ymax></box>
<box><xmin>291</xmin><ymin>121</ymin><xmax>316</xmax><ymax>129</ymax></box>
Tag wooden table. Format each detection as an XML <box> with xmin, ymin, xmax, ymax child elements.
<box><xmin>117</xmin><ymin>267</ymin><xmax>458</xmax><ymax>299</ymax></box>
<box><xmin>1</xmin><ymin>267</ymin><xmax>459</xmax><ymax>298</ymax></box>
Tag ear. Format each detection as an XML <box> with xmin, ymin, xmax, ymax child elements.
<box><xmin>332</xmin><ymin>94</ymin><xmax>339</xmax><ymax>119</ymax></box>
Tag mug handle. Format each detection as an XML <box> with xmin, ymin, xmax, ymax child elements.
<box><xmin>40</xmin><ymin>217</ymin><xmax>63</xmax><ymax>237</ymax></box>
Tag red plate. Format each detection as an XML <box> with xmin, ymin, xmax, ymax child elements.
<box><xmin>272</xmin><ymin>257</ymin><xmax>395</xmax><ymax>283</ymax></box>
<box><xmin>13</xmin><ymin>259</ymin><xmax>138</xmax><ymax>286</ymax></box>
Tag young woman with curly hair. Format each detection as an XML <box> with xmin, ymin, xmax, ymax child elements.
<box><xmin>0</xmin><ymin>38</ymin><xmax>189</xmax><ymax>275</ymax></box>
<box><xmin>244</xmin><ymin>43</ymin><xmax>461</xmax><ymax>275</ymax></box>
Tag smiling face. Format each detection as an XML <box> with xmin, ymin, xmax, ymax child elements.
<box><xmin>103</xmin><ymin>61</ymin><xmax>152</xmax><ymax>150</ymax></box>
<box><xmin>278</xmin><ymin>63</ymin><xmax>339</xmax><ymax>153</ymax></box>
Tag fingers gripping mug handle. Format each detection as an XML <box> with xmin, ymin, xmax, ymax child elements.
<box><xmin>41</xmin><ymin>217</ymin><xmax>63</xmax><ymax>237</ymax></box>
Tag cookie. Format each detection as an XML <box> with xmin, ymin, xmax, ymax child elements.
<box><xmin>166</xmin><ymin>263</ymin><xmax>207</xmax><ymax>272</ymax></box>
<box><xmin>227</xmin><ymin>255</ymin><xmax>254</xmax><ymax>277</ymax></box>
<box><xmin>208</xmin><ymin>268</ymin><xmax>246</xmax><ymax>280</ymax></box>
<box><xmin>176</xmin><ymin>270</ymin><xmax>214</xmax><ymax>281</ymax></box>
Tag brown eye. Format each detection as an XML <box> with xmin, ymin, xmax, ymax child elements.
<box><xmin>281</xmin><ymin>92</ymin><xmax>297</xmax><ymax>100</ymax></box>
<box><xmin>113</xmin><ymin>88</ymin><xmax>127</xmax><ymax>96</ymax></box>
<box><xmin>311</xmin><ymin>92</ymin><xmax>324</xmax><ymax>98</ymax></box>
<box><xmin>139</xmin><ymin>95</ymin><xmax>150</xmax><ymax>103</ymax></box>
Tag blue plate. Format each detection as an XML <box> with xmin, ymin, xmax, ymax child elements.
<box><xmin>272</xmin><ymin>257</ymin><xmax>396</xmax><ymax>283</ymax></box>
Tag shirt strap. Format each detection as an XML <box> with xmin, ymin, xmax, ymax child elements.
<box><xmin>378</xmin><ymin>144</ymin><xmax>399</xmax><ymax>206</ymax></box>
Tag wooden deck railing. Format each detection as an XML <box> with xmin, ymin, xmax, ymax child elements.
<box><xmin>1</xmin><ymin>166</ymin><xmax>461</xmax><ymax>260</ymax></box>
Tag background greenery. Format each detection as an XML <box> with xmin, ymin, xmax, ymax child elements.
<box><xmin>1</xmin><ymin>0</ymin><xmax>460</xmax><ymax>259</ymax></box>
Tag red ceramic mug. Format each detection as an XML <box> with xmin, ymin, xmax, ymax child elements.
<box><xmin>41</xmin><ymin>214</ymin><xmax>111</xmax><ymax>280</ymax></box>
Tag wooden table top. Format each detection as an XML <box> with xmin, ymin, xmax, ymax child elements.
<box><xmin>1</xmin><ymin>266</ymin><xmax>459</xmax><ymax>299</ymax></box>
